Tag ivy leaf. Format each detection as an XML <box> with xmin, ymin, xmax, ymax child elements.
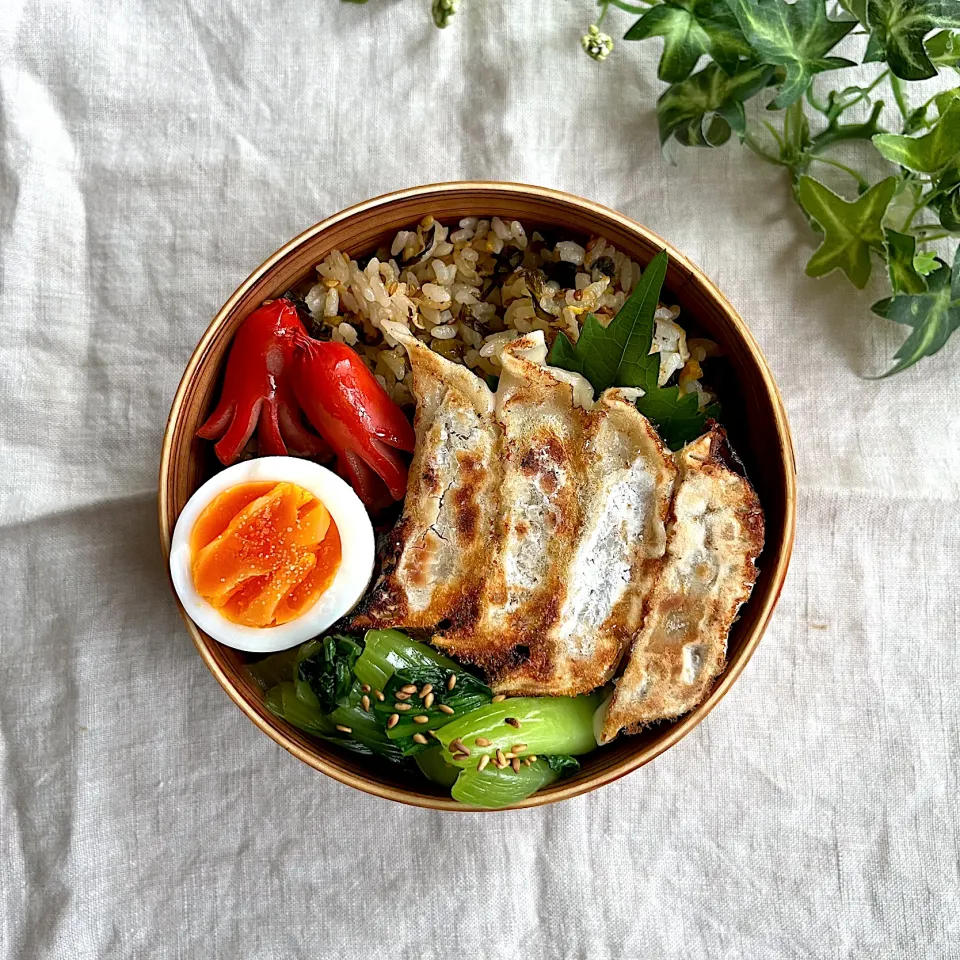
<box><xmin>839</xmin><ymin>0</ymin><xmax>869</xmax><ymax>24</ymax></box>
<box><xmin>935</xmin><ymin>86</ymin><xmax>960</xmax><ymax>114</ymax></box>
<box><xmin>657</xmin><ymin>61</ymin><xmax>775</xmax><ymax>147</ymax></box>
<box><xmin>546</xmin><ymin>250</ymin><xmax>713</xmax><ymax>449</ymax></box>
<box><xmin>883</xmin><ymin>228</ymin><xmax>928</xmax><ymax>293</ymax></box>
<box><xmin>797</xmin><ymin>176</ymin><xmax>898</xmax><ymax>289</ymax></box>
<box><xmin>870</xmin><ymin>246</ymin><xmax>960</xmax><ymax>376</ymax></box>
<box><xmin>865</xmin><ymin>0</ymin><xmax>960</xmax><ymax>80</ymax></box>
<box><xmin>913</xmin><ymin>250</ymin><xmax>943</xmax><ymax>275</ymax></box>
<box><xmin>624</xmin><ymin>0</ymin><xmax>752</xmax><ymax>82</ymax></box>
<box><xmin>873</xmin><ymin>99</ymin><xmax>960</xmax><ymax>173</ymax></box>
<box><xmin>882</xmin><ymin>177</ymin><xmax>922</xmax><ymax>230</ymax></box>
<box><xmin>726</xmin><ymin>0</ymin><xmax>856</xmax><ymax>108</ymax></box>
<box><xmin>925</xmin><ymin>28</ymin><xmax>960</xmax><ymax>64</ymax></box>
<box><xmin>936</xmin><ymin>181</ymin><xmax>960</xmax><ymax>228</ymax></box>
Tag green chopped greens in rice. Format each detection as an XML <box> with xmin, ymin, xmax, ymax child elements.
<box><xmin>303</xmin><ymin>216</ymin><xmax>717</xmax><ymax>409</ymax></box>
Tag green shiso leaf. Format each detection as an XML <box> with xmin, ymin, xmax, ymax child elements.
<box><xmin>547</xmin><ymin>250</ymin><xmax>716</xmax><ymax>449</ymax></box>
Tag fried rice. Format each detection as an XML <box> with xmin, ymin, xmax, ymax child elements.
<box><xmin>302</xmin><ymin>215</ymin><xmax>716</xmax><ymax>409</ymax></box>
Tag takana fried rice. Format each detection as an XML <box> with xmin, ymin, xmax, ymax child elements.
<box><xmin>301</xmin><ymin>215</ymin><xmax>718</xmax><ymax>409</ymax></box>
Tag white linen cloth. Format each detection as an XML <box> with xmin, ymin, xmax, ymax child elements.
<box><xmin>2</xmin><ymin>2</ymin><xmax>958</xmax><ymax>957</ymax></box>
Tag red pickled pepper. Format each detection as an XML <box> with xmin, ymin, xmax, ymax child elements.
<box><xmin>289</xmin><ymin>337</ymin><xmax>416</xmax><ymax>505</ymax></box>
<box><xmin>197</xmin><ymin>300</ymin><xmax>330</xmax><ymax>465</ymax></box>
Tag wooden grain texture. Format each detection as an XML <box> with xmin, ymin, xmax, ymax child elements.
<box><xmin>158</xmin><ymin>182</ymin><xmax>797</xmax><ymax>811</ymax></box>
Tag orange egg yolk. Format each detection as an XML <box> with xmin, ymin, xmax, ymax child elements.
<box><xmin>190</xmin><ymin>481</ymin><xmax>341</xmax><ymax>628</ymax></box>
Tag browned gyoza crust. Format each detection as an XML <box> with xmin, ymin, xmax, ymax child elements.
<box><xmin>435</xmin><ymin>335</ymin><xmax>591</xmax><ymax>680</ymax></box>
<box><xmin>453</xmin><ymin>336</ymin><xmax>677</xmax><ymax>696</ymax></box>
<box><xmin>352</xmin><ymin>326</ymin><xmax>678</xmax><ymax>698</ymax></box>
<box><xmin>600</xmin><ymin>427</ymin><xmax>764</xmax><ymax>742</ymax></box>
<box><xmin>350</xmin><ymin>320</ymin><xmax>500</xmax><ymax>631</ymax></box>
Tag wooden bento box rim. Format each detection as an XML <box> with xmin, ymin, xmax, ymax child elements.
<box><xmin>159</xmin><ymin>181</ymin><xmax>798</xmax><ymax>811</ymax></box>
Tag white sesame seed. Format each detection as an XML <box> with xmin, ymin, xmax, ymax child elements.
<box><xmin>400</xmin><ymin>684</ymin><xmax>418</xmax><ymax>695</ymax></box>
<box><xmin>475</xmin><ymin>737</ymin><xmax>492</xmax><ymax>747</ymax></box>
<box><xmin>447</xmin><ymin>674</ymin><xmax>457</xmax><ymax>691</ymax></box>
<box><xmin>438</xmin><ymin>704</ymin><xmax>455</xmax><ymax>715</ymax></box>
<box><xmin>477</xmin><ymin>754</ymin><xmax>490</xmax><ymax>772</ymax></box>
<box><xmin>360</xmin><ymin>684</ymin><xmax>371</xmax><ymax>693</ymax></box>
<box><xmin>394</xmin><ymin>703</ymin><xmax>412</xmax><ymax>712</ymax></box>
<box><xmin>419</xmin><ymin>684</ymin><xmax>433</xmax><ymax>698</ymax></box>
<box><xmin>492</xmin><ymin>694</ymin><xmax>506</xmax><ymax>703</ymax></box>
<box><xmin>511</xmin><ymin>758</ymin><xmax>521</xmax><ymax>773</ymax></box>
<box><xmin>412</xmin><ymin>733</ymin><xmax>428</xmax><ymax>745</ymax></box>
<box><xmin>374</xmin><ymin>690</ymin><xmax>385</xmax><ymax>702</ymax></box>
<box><xmin>511</xmin><ymin>743</ymin><xmax>527</xmax><ymax>753</ymax></box>
<box><xmin>424</xmin><ymin>692</ymin><xmax>435</xmax><ymax>708</ymax></box>
<box><xmin>387</xmin><ymin>714</ymin><xmax>399</xmax><ymax>729</ymax></box>
<box><xmin>335</xmin><ymin>725</ymin><xmax>352</xmax><ymax>734</ymax></box>
<box><xmin>413</xmin><ymin>715</ymin><xmax>430</xmax><ymax>724</ymax></box>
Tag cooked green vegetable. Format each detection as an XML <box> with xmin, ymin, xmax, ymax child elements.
<box><xmin>247</xmin><ymin>647</ymin><xmax>301</xmax><ymax>691</ymax></box>
<box><xmin>544</xmin><ymin>755</ymin><xmax>582</xmax><ymax>777</ymax></box>
<box><xmin>255</xmin><ymin>632</ymin><xmax>601</xmax><ymax>807</ymax></box>
<box><xmin>260</xmin><ymin>638</ymin><xmax>404</xmax><ymax>763</ymax></box>
<box><xmin>438</xmin><ymin>693</ymin><xmax>603</xmax><ymax>766</ymax></box>
<box><xmin>353</xmin><ymin>628</ymin><xmax>461</xmax><ymax>691</ymax></box>
<box><xmin>451</xmin><ymin>755</ymin><xmax>580</xmax><ymax>808</ymax></box>
<box><xmin>327</xmin><ymin>694</ymin><xmax>406</xmax><ymax>763</ymax></box>
<box><xmin>415</xmin><ymin>747</ymin><xmax>461</xmax><ymax>787</ymax></box>
<box><xmin>264</xmin><ymin>682</ymin><xmax>376</xmax><ymax>758</ymax></box>
<box><xmin>377</xmin><ymin>665</ymin><xmax>492</xmax><ymax>755</ymax></box>
<box><xmin>295</xmin><ymin>634</ymin><xmax>362</xmax><ymax>712</ymax></box>
<box><xmin>451</xmin><ymin>760</ymin><xmax>561</xmax><ymax>808</ymax></box>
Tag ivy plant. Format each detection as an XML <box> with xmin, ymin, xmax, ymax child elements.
<box><xmin>345</xmin><ymin>0</ymin><xmax>960</xmax><ymax>376</ymax></box>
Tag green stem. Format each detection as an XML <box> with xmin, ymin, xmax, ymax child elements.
<box><xmin>902</xmin><ymin>198</ymin><xmax>928</xmax><ymax>232</ymax></box>
<box><xmin>806</xmin><ymin>87</ymin><xmax>828</xmax><ymax>114</ymax></box>
<box><xmin>913</xmin><ymin>230</ymin><xmax>951</xmax><ymax>242</ymax></box>
<box><xmin>889</xmin><ymin>74</ymin><xmax>910</xmax><ymax>121</ymax></box>
<box><xmin>808</xmin><ymin>101</ymin><xmax>886</xmax><ymax>153</ymax></box>
<box><xmin>596</xmin><ymin>0</ymin><xmax>610</xmax><ymax>28</ymax></box>
<box><xmin>807</xmin><ymin>154</ymin><xmax>871</xmax><ymax>191</ymax></box>
<box><xmin>761</xmin><ymin>120</ymin><xmax>786</xmax><ymax>151</ymax></box>
<box><xmin>744</xmin><ymin>133</ymin><xmax>786</xmax><ymax>166</ymax></box>
<box><xmin>784</xmin><ymin>98</ymin><xmax>805</xmax><ymax>149</ymax></box>
<box><xmin>861</xmin><ymin>69</ymin><xmax>890</xmax><ymax>98</ymax></box>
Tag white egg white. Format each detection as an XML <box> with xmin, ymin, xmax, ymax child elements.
<box><xmin>169</xmin><ymin>456</ymin><xmax>375</xmax><ymax>653</ymax></box>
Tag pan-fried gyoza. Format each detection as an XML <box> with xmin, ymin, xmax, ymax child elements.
<box><xmin>352</xmin><ymin>327</ymin><xmax>762</xmax><ymax>733</ymax></box>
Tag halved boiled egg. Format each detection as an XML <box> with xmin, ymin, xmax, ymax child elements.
<box><xmin>169</xmin><ymin>457</ymin><xmax>375</xmax><ymax>653</ymax></box>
